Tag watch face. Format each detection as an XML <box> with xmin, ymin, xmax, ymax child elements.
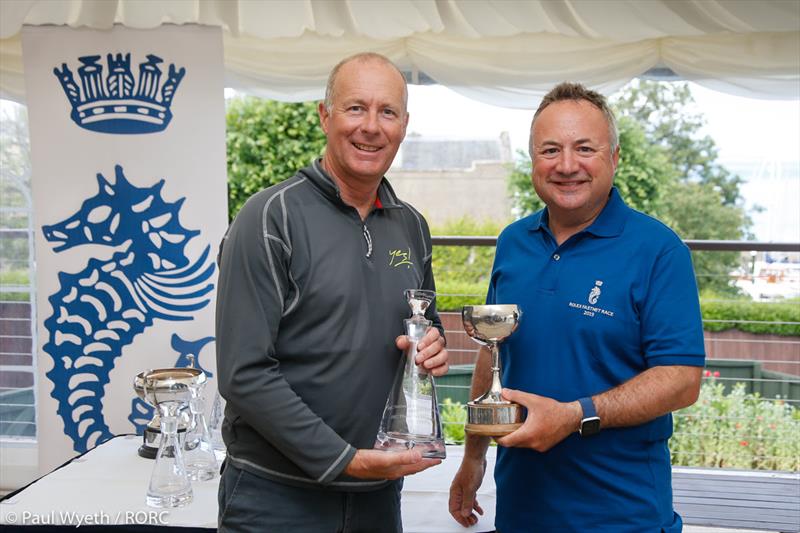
<box><xmin>580</xmin><ymin>417</ymin><xmax>601</xmax><ymax>437</ymax></box>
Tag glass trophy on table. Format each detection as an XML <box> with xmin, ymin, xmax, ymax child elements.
<box><xmin>134</xmin><ymin>367</ymin><xmax>201</xmax><ymax>508</ymax></box>
<box><xmin>182</xmin><ymin>355</ymin><xmax>218</xmax><ymax>481</ymax></box>
<box><xmin>374</xmin><ymin>289</ymin><xmax>446</xmax><ymax>459</ymax></box>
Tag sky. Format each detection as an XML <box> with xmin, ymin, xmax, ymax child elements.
<box><xmin>404</xmin><ymin>83</ymin><xmax>800</xmax><ymax>242</ymax></box>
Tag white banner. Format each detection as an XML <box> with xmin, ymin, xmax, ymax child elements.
<box><xmin>21</xmin><ymin>25</ymin><xmax>227</xmax><ymax>473</ymax></box>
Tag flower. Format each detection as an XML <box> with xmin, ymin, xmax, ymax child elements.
<box><xmin>704</xmin><ymin>370</ymin><xmax>712</xmax><ymax>377</ymax></box>
<box><xmin>740</xmin><ymin>440</ymin><xmax>749</xmax><ymax>447</ymax></box>
<box><xmin>713</xmin><ymin>371</ymin><xmax>720</xmax><ymax>378</ymax></box>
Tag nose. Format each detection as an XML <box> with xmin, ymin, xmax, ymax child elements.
<box><xmin>555</xmin><ymin>149</ymin><xmax>579</xmax><ymax>175</ymax></box>
<box><xmin>360</xmin><ymin>110</ymin><xmax>380</xmax><ymax>135</ymax></box>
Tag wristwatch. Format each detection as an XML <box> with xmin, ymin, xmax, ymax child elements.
<box><xmin>578</xmin><ymin>396</ymin><xmax>601</xmax><ymax>437</ymax></box>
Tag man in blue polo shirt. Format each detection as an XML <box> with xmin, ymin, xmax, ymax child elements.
<box><xmin>449</xmin><ymin>82</ymin><xmax>705</xmax><ymax>532</ymax></box>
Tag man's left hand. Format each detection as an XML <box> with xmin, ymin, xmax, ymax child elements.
<box><xmin>494</xmin><ymin>388</ymin><xmax>581</xmax><ymax>452</ymax></box>
<box><xmin>395</xmin><ymin>328</ymin><xmax>448</xmax><ymax>377</ymax></box>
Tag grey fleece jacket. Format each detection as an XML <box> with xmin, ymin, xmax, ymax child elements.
<box><xmin>215</xmin><ymin>159</ymin><xmax>443</xmax><ymax>490</ymax></box>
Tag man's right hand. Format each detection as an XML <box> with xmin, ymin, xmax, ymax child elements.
<box><xmin>448</xmin><ymin>457</ymin><xmax>485</xmax><ymax>527</ymax></box>
<box><xmin>344</xmin><ymin>449</ymin><xmax>441</xmax><ymax>480</ymax></box>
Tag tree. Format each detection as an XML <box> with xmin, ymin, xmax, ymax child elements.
<box><xmin>613</xmin><ymin>81</ymin><xmax>744</xmax><ymax>205</ymax></box>
<box><xmin>613</xmin><ymin>81</ymin><xmax>749</xmax><ymax>295</ymax></box>
<box><xmin>0</xmin><ymin>103</ymin><xmax>32</xmax><ymax>283</ymax></box>
<box><xmin>226</xmin><ymin>97</ymin><xmax>327</xmax><ymax>220</ymax></box>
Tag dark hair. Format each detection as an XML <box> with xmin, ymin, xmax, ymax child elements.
<box><xmin>529</xmin><ymin>82</ymin><xmax>618</xmax><ymax>157</ymax></box>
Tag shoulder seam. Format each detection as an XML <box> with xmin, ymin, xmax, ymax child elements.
<box><xmin>261</xmin><ymin>178</ymin><xmax>307</xmax><ymax>315</ymax></box>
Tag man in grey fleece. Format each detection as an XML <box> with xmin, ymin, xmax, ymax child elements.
<box><xmin>216</xmin><ymin>53</ymin><xmax>449</xmax><ymax>532</ymax></box>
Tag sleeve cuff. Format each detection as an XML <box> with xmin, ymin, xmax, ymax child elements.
<box><xmin>317</xmin><ymin>444</ymin><xmax>357</xmax><ymax>485</ymax></box>
<box><xmin>647</xmin><ymin>354</ymin><xmax>706</xmax><ymax>368</ymax></box>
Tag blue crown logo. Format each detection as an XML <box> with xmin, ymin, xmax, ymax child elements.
<box><xmin>53</xmin><ymin>53</ymin><xmax>186</xmax><ymax>134</ymax></box>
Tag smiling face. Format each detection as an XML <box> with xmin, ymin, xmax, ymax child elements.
<box><xmin>318</xmin><ymin>58</ymin><xmax>408</xmax><ymax>188</ymax></box>
<box><xmin>530</xmin><ymin>99</ymin><xmax>619</xmax><ymax>230</ymax></box>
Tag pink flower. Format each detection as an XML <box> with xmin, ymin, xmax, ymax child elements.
<box><xmin>713</xmin><ymin>371</ymin><xmax>720</xmax><ymax>378</ymax></box>
<box><xmin>740</xmin><ymin>440</ymin><xmax>749</xmax><ymax>447</ymax></box>
<box><xmin>704</xmin><ymin>370</ymin><xmax>711</xmax><ymax>377</ymax></box>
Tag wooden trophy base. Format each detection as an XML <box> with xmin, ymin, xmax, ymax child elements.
<box><xmin>464</xmin><ymin>422</ymin><xmax>523</xmax><ymax>437</ymax></box>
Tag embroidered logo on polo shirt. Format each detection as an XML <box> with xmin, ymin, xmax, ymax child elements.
<box><xmin>588</xmin><ymin>280</ymin><xmax>603</xmax><ymax>304</ymax></box>
<box><xmin>389</xmin><ymin>248</ymin><xmax>413</xmax><ymax>269</ymax></box>
<box><xmin>569</xmin><ymin>280</ymin><xmax>614</xmax><ymax>318</ymax></box>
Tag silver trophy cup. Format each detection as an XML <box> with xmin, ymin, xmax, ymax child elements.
<box><xmin>462</xmin><ymin>305</ymin><xmax>523</xmax><ymax>436</ymax></box>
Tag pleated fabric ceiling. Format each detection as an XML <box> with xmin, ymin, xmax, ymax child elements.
<box><xmin>1</xmin><ymin>0</ymin><xmax>798</xmax><ymax>107</ymax></box>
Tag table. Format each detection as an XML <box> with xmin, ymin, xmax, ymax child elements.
<box><xmin>0</xmin><ymin>435</ymin><xmax>497</xmax><ymax>532</ymax></box>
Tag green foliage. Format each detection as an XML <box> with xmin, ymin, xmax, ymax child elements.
<box><xmin>226</xmin><ymin>97</ymin><xmax>327</xmax><ymax>221</ymax></box>
<box><xmin>431</xmin><ymin>218</ymin><xmax>503</xmax><ymax>311</ymax></box>
<box><xmin>0</xmin><ymin>270</ymin><xmax>29</xmax><ymax>284</ymax></box>
<box><xmin>701</xmin><ymin>299</ymin><xmax>800</xmax><ymax>336</ymax></box>
<box><xmin>507</xmin><ymin>154</ymin><xmax>542</xmax><ymax>216</ymax></box>
<box><xmin>441</xmin><ymin>383</ymin><xmax>800</xmax><ymax>471</ymax></box>
<box><xmin>671</xmin><ymin>379</ymin><xmax>800</xmax><ymax>471</ymax></box>
<box><xmin>658</xmin><ymin>181</ymin><xmax>748</xmax><ymax>295</ymax></box>
<box><xmin>436</xmin><ymin>280</ymin><xmax>488</xmax><ymax>311</ymax></box>
<box><xmin>614</xmin><ymin>81</ymin><xmax>744</xmax><ymax>205</ymax></box>
<box><xmin>440</xmin><ymin>398</ymin><xmax>467</xmax><ymax>444</ymax></box>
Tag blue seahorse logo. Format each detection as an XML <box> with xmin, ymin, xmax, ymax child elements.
<box><xmin>41</xmin><ymin>165</ymin><xmax>216</xmax><ymax>452</ymax></box>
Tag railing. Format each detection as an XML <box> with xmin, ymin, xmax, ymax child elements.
<box><xmin>429</xmin><ymin>239</ymin><xmax>800</xmax><ymax>473</ymax></box>
<box><xmin>1</xmin><ymin>239</ymin><xmax>799</xmax><ymax>472</ymax></box>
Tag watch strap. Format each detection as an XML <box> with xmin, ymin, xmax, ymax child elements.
<box><xmin>578</xmin><ymin>396</ymin><xmax>596</xmax><ymax>420</ymax></box>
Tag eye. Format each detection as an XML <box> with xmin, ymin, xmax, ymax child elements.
<box><xmin>347</xmin><ymin>105</ymin><xmax>364</xmax><ymax>113</ymax></box>
<box><xmin>577</xmin><ymin>145</ymin><xmax>596</xmax><ymax>153</ymax></box>
<box><xmin>382</xmin><ymin>108</ymin><xmax>398</xmax><ymax>117</ymax></box>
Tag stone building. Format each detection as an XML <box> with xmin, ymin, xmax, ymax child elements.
<box><xmin>387</xmin><ymin>132</ymin><xmax>515</xmax><ymax>226</ymax></box>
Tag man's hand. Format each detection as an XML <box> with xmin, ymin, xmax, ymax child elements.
<box><xmin>494</xmin><ymin>388</ymin><xmax>581</xmax><ymax>452</ymax></box>
<box><xmin>344</xmin><ymin>449</ymin><xmax>441</xmax><ymax>480</ymax></box>
<box><xmin>448</xmin><ymin>457</ymin><xmax>485</xmax><ymax>527</ymax></box>
<box><xmin>396</xmin><ymin>327</ymin><xmax>448</xmax><ymax>377</ymax></box>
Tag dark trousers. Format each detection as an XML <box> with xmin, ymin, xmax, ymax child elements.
<box><xmin>218</xmin><ymin>461</ymin><xmax>403</xmax><ymax>533</ymax></box>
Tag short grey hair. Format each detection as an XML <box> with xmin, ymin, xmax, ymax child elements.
<box><xmin>324</xmin><ymin>52</ymin><xmax>408</xmax><ymax>113</ymax></box>
<box><xmin>529</xmin><ymin>82</ymin><xmax>618</xmax><ymax>158</ymax></box>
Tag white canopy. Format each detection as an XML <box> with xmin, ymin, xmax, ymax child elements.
<box><xmin>1</xmin><ymin>0</ymin><xmax>799</xmax><ymax>107</ymax></box>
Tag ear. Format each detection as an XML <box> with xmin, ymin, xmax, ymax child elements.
<box><xmin>611</xmin><ymin>144</ymin><xmax>620</xmax><ymax>172</ymax></box>
<box><xmin>318</xmin><ymin>101</ymin><xmax>330</xmax><ymax>134</ymax></box>
<box><xmin>400</xmin><ymin>111</ymin><xmax>409</xmax><ymax>141</ymax></box>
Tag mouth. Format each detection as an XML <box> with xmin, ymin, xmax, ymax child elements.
<box><xmin>550</xmin><ymin>178</ymin><xmax>589</xmax><ymax>189</ymax></box>
<box><xmin>353</xmin><ymin>142</ymin><xmax>381</xmax><ymax>153</ymax></box>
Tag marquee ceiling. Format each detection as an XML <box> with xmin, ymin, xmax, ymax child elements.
<box><xmin>1</xmin><ymin>0</ymin><xmax>798</xmax><ymax>107</ymax></box>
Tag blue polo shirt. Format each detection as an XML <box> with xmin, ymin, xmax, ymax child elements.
<box><xmin>488</xmin><ymin>188</ymin><xmax>705</xmax><ymax>533</ymax></box>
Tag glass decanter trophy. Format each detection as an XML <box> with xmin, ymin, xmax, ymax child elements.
<box><xmin>134</xmin><ymin>376</ymin><xmax>191</xmax><ymax>460</ymax></box>
<box><xmin>134</xmin><ymin>367</ymin><xmax>200</xmax><ymax>508</ymax></box>
<box><xmin>207</xmin><ymin>387</ymin><xmax>227</xmax><ymax>461</ymax></box>
<box><xmin>182</xmin><ymin>355</ymin><xmax>218</xmax><ymax>481</ymax></box>
<box><xmin>462</xmin><ymin>305</ymin><xmax>523</xmax><ymax>436</ymax></box>
<box><xmin>374</xmin><ymin>289</ymin><xmax>446</xmax><ymax>459</ymax></box>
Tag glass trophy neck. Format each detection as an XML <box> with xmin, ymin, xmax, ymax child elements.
<box><xmin>405</xmin><ymin>289</ymin><xmax>435</xmax><ymax>318</ymax></box>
